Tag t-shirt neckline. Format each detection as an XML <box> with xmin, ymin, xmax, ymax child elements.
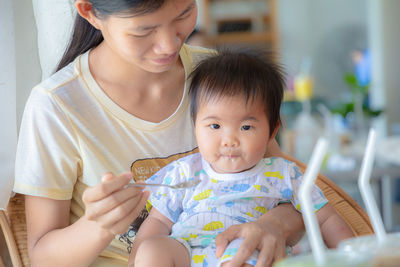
<box><xmin>77</xmin><ymin>45</ymin><xmax>191</xmax><ymax>131</ymax></box>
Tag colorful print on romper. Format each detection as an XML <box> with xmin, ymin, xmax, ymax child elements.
<box><xmin>221</xmin><ymin>184</ymin><xmax>250</xmax><ymax>193</ymax></box>
<box><xmin>264</xmin><ymin>158</ymin><xmax>275</xmax><ymax>165</ymax></box>
<box><xmin>146</xmin><ymin>154</ymin><xmax>328</xmax><ymax>265</ymax></box>
<box><xmin>221</xmin><ymin>248</ymin><xmax>239</xmax><ymax>260</ymax></box>
<box><xmin>166</xmin><ymin>205</ymin><xmax>182</xmax><ymax>221</ymax></box>
<box><xmin>199</xmin><ymin>235</ymin><xmax>216</xmax><ymax>247</ymax></box>
<box><xmin>291</xmin><ymin>166</ymin><xmax>303</xmax><ymax>180</ymax></box>
<box><xmin>280</xmin><ymin>188</ymin><xmax>293</xmax><ymax>199</ymax></box>
<box><xmin>254</xmin><ymin>206</ymin><xmax>267</xmax><ymax>214</ymax></box>
<box><xmin>195</xmin><ymin>169</ymin><xmax>207</xmax><ymax>176</ymax></box>
<box><xmin>194</xmin><ymin>189</ymin><xmax>212</xmax><ymax>200</ymax></box>
<box><xmin>203</xmin><ymin>221</ymin><xmax>224</xmax><ymax>231</ymax></box>
<box><xmin>253</xmin><ymin>184</ymin><xmax>269</xmax><ymax>193</ymax></box>
<box><xmin>193</xmin><ymin>254</ymin><xmax>208</xmax><ymax>267</ymax></box>
<box><xmin>264</xmin><ymin>171</ymin><xmax>284</xmax><ymax>180</ymax></box>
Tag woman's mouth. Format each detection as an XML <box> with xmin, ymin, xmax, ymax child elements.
<box><xmin>153</xmin><ymin>53</ymin><xmax>177</xmax><ymax>65</ymax></box>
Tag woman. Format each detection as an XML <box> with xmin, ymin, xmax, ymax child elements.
<box><xmin>14</xmin><ymin>0</ymin><xmax>305</xmax><ymax>266</ymax></box>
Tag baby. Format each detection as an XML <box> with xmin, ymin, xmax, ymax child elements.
<box><xmin>129</xmin><ymin>48</ymin><xmax>353</xmax><ymax>267</ymax></box>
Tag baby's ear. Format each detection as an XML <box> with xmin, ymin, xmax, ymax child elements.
<box><xmin>269</xmin><ymin>121</ymin><xmax>280</xmax><ymax>140</ymax></box>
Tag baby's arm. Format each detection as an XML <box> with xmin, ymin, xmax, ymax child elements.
<box><xmin>128</xmin><ymin>207</ymin><xmax>174</xmax><ymax>264</ymax></box>
<box><xmin>316</xmin><ymin>203</ymin><xmax>354</xmax><ymax>248</ymax></box>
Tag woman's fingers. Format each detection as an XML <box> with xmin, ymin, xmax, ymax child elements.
<box><xmin>216</xmin><ymin>222</ymin><xmax>286</xmax><ymax>267</ymax></box>
<box><xmin>273</xmin><ymin>242</ymin><xmax>286</xmax><ymax>264</ymax></box>
<box><xmin>82</xmin><ymin>172</ymin><xmax>150</xmax><ymax>234</ymax></box>
<box><xmin>215</xmin><ymin>225</ymin><xmax>240</xmax><ymax>258</ymax></box>
<box><xmin>85</xmin><ymin>185</ymin><xmax>145</xmax><ymax>220</ymax></box>
<box><xmin>254</xmin><ymin>233</ymin><xmax>285</xmax><ymax>267</ymax></box>
<box><xmin>101</xmin><ymin>172</ymin><xmax>116</xmax><ymax>182</ymax></box>
<box><xmin>82</xmin><ymin>172</ymin><xmax>132</xmax><ymax>203</ymax></box>
<box><xmin>86</xmin><ymin>187</ymin><xmax>148</xmax><ymax>233</ymax></box>
<box><xmin>95</xmin><ymin>190</ymin><xmax>146</xmax><ymax>228</ymax></box>
<box><xmin>108</xmin><ymin>191</ymin><xmax>150</xmax><ymax>235</ymax></box>
<box><xmin>219</xmin><ymin>224</ymin><xmax>261</xmax><ymax>267</ymax></box>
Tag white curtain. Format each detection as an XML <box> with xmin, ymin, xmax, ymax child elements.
<box><xmin>0</xmin><ymin>0</ymin><xmax>17</xmax><ymax>210</ymax></box>
<box><xmin>0</xmin><ymin>0</ymin><xmax>75</xmax><ymax>210</ymax></box>
<box><xmin>32</xmin><ymin>0</ymin><xmax>75</xmax><ymax>80</ymax></box>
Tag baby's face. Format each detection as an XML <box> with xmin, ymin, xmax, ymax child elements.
<box><xmin>195</xmin><ymin>95</ymin><xmax>273</xmax><ymax>173</ymax></box>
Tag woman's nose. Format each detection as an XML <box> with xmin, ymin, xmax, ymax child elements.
<box><xmin>153</xmin><ymin>27</ymin><xmax>180</xmax><ymax>55</ymax></box>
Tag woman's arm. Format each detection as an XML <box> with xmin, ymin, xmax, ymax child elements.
<box><xmin>215</xmin><ymin>203</ymin><xmax>304</xmax><ymax>266</ymax></box>
<box><xmin>129</xmin><ymin>208</ymin><xmax>174</xmax><ymax>265</ymax></box>
<box><xmin>317</xmin><ymin>204</ymin><xmax>354</xmax><ymax>248</ymax></box>
<box><xmin>26</xmin><ymin>172</ymin><xmax>148</xmax><ymax>267</ymax></box>
<box><xmin>26</xmin><ymin>196</ymin><xmax>114</xmax><ymax>267</ymax></box>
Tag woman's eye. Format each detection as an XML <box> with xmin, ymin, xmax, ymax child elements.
<box><xmin>210</xmin><ymin>124</ymin><xmax>220</xmax><ymax>129</ymax></box>
<box><xmin>132</xmin><ymin>31</ymin><xmax>152</xmax><ymax>38</ymax></box>
<box><xmin>177</xmin><ymin>14</ymin><xmax>190</xmax><ymax>21</ymax></box>
<box><xmin>176</xmin><ymin>10</ymin><xmax>192</xmax><ymax>21</ymax></box>
<box><xmin>241</xmin><ymin>125</ymin><xmax>251</xmax><ymax>131</ymax></box>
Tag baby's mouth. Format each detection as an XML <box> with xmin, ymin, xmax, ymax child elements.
<box><xmin>221</xmin><ymin>154</ymin><xmax>240</xmax><ymax>162</ymax></box>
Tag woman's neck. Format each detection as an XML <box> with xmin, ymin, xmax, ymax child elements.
<box><xmin>90</xmin><ymin>43</ymin><xmax>182</xmax><ymax>89</ymax></box>
<box><xmin>88</xmin><ymin>43</ymin><xmax>186</xmax><ymax>123</ymax></box>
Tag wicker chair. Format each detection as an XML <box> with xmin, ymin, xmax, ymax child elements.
<box><xmin>0</xmin><ymin>154</ymin><xmax>373</xmax><ymax>266</ymax></box>
<box><xmin>282</xmin><ymin>153</ymin><xmax>374</xmax><ymax>236</ymax></box>
<box><xmin>1</xmin><ymin>194</ymin><xmax>27</xmax><ymax>267</ymax></box>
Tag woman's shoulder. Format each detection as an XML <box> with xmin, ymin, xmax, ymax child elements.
<box><xmin>182</xmin><ymin>43</ymin><xmax>215</xmax><ymax>55</ymax></box>
<box><xmin>181</xmin><ymin>43</ymin><xmax>216</xmax><ymax>66</ymax></box>
<box><xmin>28</xmin><ymin>53</ymin><xmax>89</xmax><ymax>109</ymax></box>
<box><xmin>38</xmin><ymin>61</ymin><xmax>77</xmax><ymax>92</ymax></box>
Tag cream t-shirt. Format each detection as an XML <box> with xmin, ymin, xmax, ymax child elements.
<box><xmin>14</xmin><ymin>44</ymin><xmax>213</xmax><ymax>266</ymax></box>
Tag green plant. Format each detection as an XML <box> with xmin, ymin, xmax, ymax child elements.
<box><xmin>331</xmin><ymin>73</ymin><xmax>383</xmax><ymax>118</ymax></box>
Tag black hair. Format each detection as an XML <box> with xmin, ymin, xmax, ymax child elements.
<box><xmin>188</xmin><ymin>48</ymin><xmax>285</xmax><ymax>135</ymax></box>
<box><xmin>56</xmin><ymin>0</ymin><xmax>165</xmax><ymax>72</ymax></box>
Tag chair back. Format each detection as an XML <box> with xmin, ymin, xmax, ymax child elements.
<box><xmin>282</xmin><ymin>153</ymin><xmax>374</xmax><ymax>236</ymax></box>
<box><xmin>0</xmin><ymin>194</ymin><xmax>28</xmax><ymax>267</ymax></box>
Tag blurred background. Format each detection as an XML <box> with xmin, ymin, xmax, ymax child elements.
<box><xmin>192</xmin><ymin>0</ymin><xmax>400</xmax><ymax>238</ymax></box>
<box><xmin>2</xmin><ymin>0</ymin><xmax>400</xmax><ymax>243</ymax></box>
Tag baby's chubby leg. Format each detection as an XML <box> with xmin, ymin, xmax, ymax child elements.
<box><xmin>134</xmin><ymin>236</ymin><xmax>190</xmax><ymax>267</ymax></box>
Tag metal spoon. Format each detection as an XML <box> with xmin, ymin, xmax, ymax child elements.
<box><xmin>127</xmin><ymin>179</ymin><xmax>201</xmax><ymax>190</ymax></box>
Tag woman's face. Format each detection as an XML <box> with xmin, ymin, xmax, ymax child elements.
<box><xmin>94</xmin><ymin>0</ymin><xmax>197</xmax><ymax>73</ymax></box>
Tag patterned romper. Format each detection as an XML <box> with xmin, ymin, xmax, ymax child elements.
<box><xmin>147</xmin><ymin>153</ymin><xmax>327</xmax><ymax>267</ymax></box>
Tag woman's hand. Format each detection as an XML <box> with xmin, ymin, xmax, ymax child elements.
<box><xmin>215</xmin><ymin>203</ymin><xmax>304</xmax><ymax>267</ymax></box>
<box><xmin>82</xmin><ymin>172</ymin><xmax>149</xmax><ymax>236</ymax></box>
<box><xmin>215</xmin><ymin>221</ymin><xmax>285</xmax><ymax>267</ymax></box>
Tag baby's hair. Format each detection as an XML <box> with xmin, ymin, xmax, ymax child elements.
<box><xmin>188</xmin><ymin>48</ymin><xmax>285</xmax><ymax>135</ymax></box>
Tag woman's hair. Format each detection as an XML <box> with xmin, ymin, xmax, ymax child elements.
<box><xmin>188</xmin><ymin>48</ymin><xmax>285</xmax><ymax>135</ymax></box>
<box><xmin>56</xmin><ymin>0</ymin><xmax>165</xmax><ymax>71</ymax></box>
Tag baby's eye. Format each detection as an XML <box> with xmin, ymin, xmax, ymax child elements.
<box><xmin>241</xmin><ymin>125</ymin><xmax>251</xmax><ymax>131</ymax></box>
<box><xmin>210</xmin><ymin>124</ymin><xmax>220</xmax><ymax>129</ymax></box>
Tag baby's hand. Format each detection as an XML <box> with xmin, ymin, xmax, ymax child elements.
<box><xmin>82</xmin><ymin>172</ymin><xmax>149</xmax><ymax>236</ymax></box>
